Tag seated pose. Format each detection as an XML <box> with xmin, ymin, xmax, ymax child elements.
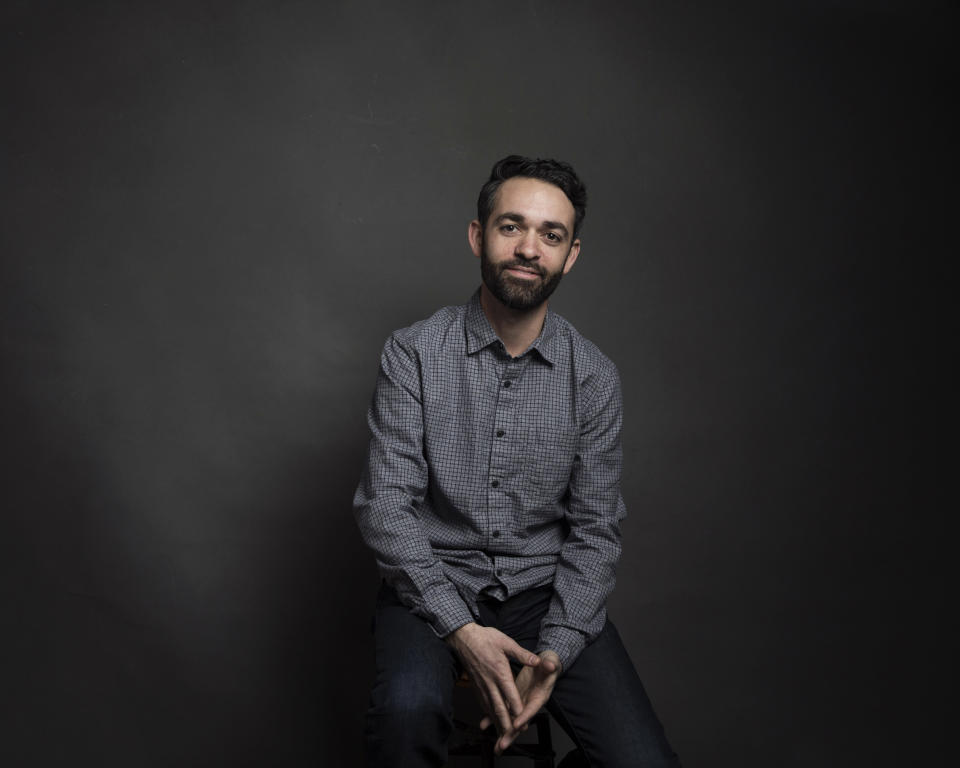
<box><xmin>354</xmin><ymin>155</ymin><xmax>681</xmax><ymax>767</ymax></box>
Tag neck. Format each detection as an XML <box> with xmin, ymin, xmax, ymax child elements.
<box><xmin>479</xmin><ymin>284</ymin><xmax>548</xmax><ymax>358</ymax></box>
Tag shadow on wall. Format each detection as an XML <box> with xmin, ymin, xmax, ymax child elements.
<box><xmin>269</xmin><ymin>433</ymin><xmax>382</xmax><ymax>762</ymax></box>
<box><xmin>1</xmin><ymin>307</ymin><xmax>381</xmax><ymax>765</ymax></box>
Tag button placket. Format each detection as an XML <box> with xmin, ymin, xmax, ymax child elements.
<box><xmin>488</xmin><ymin>358</ymin><xmax>520</xmax><ymax>547</ymax></box>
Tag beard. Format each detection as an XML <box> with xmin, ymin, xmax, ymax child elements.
<box><xmin>480</xmin><ymin>245</ymin><xmax>567</xmax><ymax>311</ymax></box>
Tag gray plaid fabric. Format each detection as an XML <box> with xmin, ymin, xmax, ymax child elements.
<box><xmin>353</xmin><ymin>289</ymin><xmax>626</xmax><ymax>671</ymax></box>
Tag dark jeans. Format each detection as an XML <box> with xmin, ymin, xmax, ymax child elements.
<box><xmin>363</xmin><ymin>582</ymin><xmax>681</xmax><ymax>767</ymax></box>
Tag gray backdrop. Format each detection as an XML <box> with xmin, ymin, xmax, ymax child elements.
<box><xmin>1</xmin><ymin>1</ymin><xmax>947</xmax><ymax>766</ymax></box>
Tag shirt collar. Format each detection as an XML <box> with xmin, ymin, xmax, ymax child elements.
<box><xmin>464</xmin><ymin>288</ymin><xmax>559</xmax><ymax>365</ymax></box>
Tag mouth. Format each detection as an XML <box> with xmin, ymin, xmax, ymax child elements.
<box><xmin>503</xmin><ymin>265</ymin><xmax>542</xmax><ymax>280</ymax></box>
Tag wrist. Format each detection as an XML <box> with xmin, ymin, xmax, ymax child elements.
<box><xmin>445</xmin><ymin>621</ymin><xmax>478</xmax><ymax>648</ymax></box>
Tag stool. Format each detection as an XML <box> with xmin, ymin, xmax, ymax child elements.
<box><xmin>447</xmin><ymin>672</ymin><xmax>556</xmax><ymax>767</ymax></box>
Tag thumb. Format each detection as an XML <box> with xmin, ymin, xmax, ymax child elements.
<box><xmin>538</xmin><ymin>656</ymin><xmax>561</xmax><ymax>673</ymax></box>
<box><xmin>502</xmin><ymin>639</ymin><xmax>540</xmax><ymax>667</ymax></box>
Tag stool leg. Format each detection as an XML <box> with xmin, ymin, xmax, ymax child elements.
<box><xmin>534</xmin><ymin>713</ymin><xmax>555</xmax><ymax>768</ymax></box>
<box><xmin>481</xmin><ymin>732</ymin><xmax>495</xmax><ymax>768</ymax></box>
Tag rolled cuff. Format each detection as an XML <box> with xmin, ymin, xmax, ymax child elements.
<box><xmin>536</xmin><ymin>626</ymin><xmax>588</xmax><ymax>673</ymax></box>
<box><xmin>429</xmin><ymin>599</ymin><xmax>476</xmax><ymax>638</ymax></box>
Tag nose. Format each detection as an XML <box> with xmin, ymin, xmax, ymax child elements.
<box><xmin>514</xmin><ymin>230</ymin><xmax>540</xmax><ymax>261</ymax></box>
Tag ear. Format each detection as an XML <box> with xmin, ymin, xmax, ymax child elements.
<box><xmin>468</xmin><ymin>219</ymin><xmax>483</xmax><ymax>259</ymax></box>
<box><xmin>562</xmin><ymin>239</ymin><xmax>581</xmax><ymax>274</ymax></box>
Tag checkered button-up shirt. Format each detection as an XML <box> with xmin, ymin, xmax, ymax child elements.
<box><xmin>353</xmin><ymin>289</ymin><xmax>627</xmax><ymax>671</ymax></box>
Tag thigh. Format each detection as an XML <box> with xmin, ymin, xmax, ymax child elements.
<box><xmin>364</xmin><ymin>583</ymin><xmax>461</xmax><ymax>768</ymax></box>
<box><xmin>548</xmin><ymin>620</ymin><xmax>681</xmax><ymax>768</ymax></box>
<box><xmin>368</xmin><ymin>582</ymin><xmax>460</xmax><ymax>711</ymax></box>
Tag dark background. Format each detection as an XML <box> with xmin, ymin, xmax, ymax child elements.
<box><xmin>1</xmin><ymin>1</ymin><xmax>948</xmax><ymax>765</ymax></box>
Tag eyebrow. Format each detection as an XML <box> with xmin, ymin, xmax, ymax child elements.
<box><xmin>494</xmin><ymin>212</ymin><xmax>570</xmax><ymax>238</ymax></box>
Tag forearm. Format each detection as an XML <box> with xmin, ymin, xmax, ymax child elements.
<box><xmin>354</xmin><ymin>332</ymin><xmax>474</xmax><ymax>636</ymax></box>
<box><xmin>355</xmin><ymin>482</ymin><xmax>474</xmax><ymax>636</ymax></box>
<box><xmin>538</xmin><ymin>363</ymin><xmax>627</xmax><ymax>671</ymax></box>
<box><xmin>536</xmin><ymin>516</ymin><xmax>622</xmax><ymax>670</ymax></box>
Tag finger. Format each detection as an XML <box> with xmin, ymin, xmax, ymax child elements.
<box><xmin>513</xmin><ymin>684</ymin><xmax>553</xmax><ymax>730</ymax></box>
<box><xmin>502</xmin><ymin>639</ymin><xmax>540</xmax><ymax>667</ymax></box>
<box><xmin>497</xmin><ymin>672</ymin><xmax>525</xmax><ymax>722</ymax></box>
<box><xmin>508</xmin><ymin>668</ymin><xmax>536</xmax><ymax>728</ymax></box>
<box><xmin>513</xmin><ymin>694</ymin><xmax>546</xmax><ymax>730</ymax></box>
<box><xmin>486</xmin><ymin>685</ymin><xmax>514</xmax><ymax>737</ymax></box>
<box><xmin>474</xmin><ymin>686</ymin><xmax>496</xmax><ymax>731</ymax></box>
<box><xmin>497</xmin><ymin>729</ymin><xmax>521</xmax><ymax>755</ymax></box>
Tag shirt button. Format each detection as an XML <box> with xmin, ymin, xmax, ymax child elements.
<box><xmin>502</xmin><ymin>380</ymin><xmax>511</xmax><ymax>388</ymax></box>
<box><xmin>492</xmin><ymin>530</ymin><xmax>500</xmax><ymax>538</ymax></box>
<box><xmin>496</xmin><ymin>569</ymin><xmax>504</xmax><ymax>577</ymax></box>
<box><xmin>491</xmin><ymin>480</ymin><xmax>499</xmax><ymax>488</ymax></box>
<box><xmin>496</xmin><ymin>429</ymin><xmax>505</xmax><ymax>438</ymax></box>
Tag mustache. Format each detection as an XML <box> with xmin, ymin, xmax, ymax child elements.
<box><xmin>499</xmin><ymin>260</ymin><xmax>545</xmax><ymax>277</ymax></box>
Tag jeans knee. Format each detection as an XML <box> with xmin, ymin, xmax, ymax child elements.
<box><xmin>371</xmin><ymin>671</ymin><xmax>450</xmax><ymax>721</ymax></box>
<box><xmin>364</xmin><ymin>676</ymin><xmax>452</xmax><ymax>766</ymax></box>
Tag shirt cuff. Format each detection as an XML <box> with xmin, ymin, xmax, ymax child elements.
<box><xmin>428</xmin><ymin>598</ymin><xmax>476</xmax><ymax>639</ymax></box>
<box><xmin>536</xmin><ymin>626</ymin><xmax>587</xmax><ymax>673</ymax></box>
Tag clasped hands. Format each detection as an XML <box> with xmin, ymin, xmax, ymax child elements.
<box><xmin>447</xmin><ymin>622</ymin><xmax>562</xmax><ymax>755</ymax></box>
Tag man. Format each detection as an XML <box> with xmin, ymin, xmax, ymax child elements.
<box><xmin>354</xmin><ymin>156</ymin><xmax>680</xmax><ymax>767</ymax></box>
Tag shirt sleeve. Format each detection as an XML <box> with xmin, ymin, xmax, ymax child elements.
<box><xmin>536</xmin><ymin>362</ymin><xmax>626</xmax><ymax>671</ymax></box>
<box><xmin>353</xmin><ymin>333</ymin><xmax>475</xmax><ymax>637</ymax></box>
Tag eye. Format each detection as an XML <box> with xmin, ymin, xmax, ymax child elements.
<box><xmin>545</xmin><ymin>232</ymin><xmax>561</xmax><ymax>242</ymax></box>
<box><xmin>501</xmin><ymin>224</ymin><xmax>518</xmax><ymax>233</ymax></box>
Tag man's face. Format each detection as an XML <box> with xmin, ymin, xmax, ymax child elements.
<box><xmin>469</xmin><ymin>177</ymin><xmax>581</xmax><ymax>311</ymax></box>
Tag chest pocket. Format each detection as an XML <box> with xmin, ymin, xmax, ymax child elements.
<box><xmin>526</xmin><ymin>426</ymin><xmax>577</xmax><ymax>502</ymax></box>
